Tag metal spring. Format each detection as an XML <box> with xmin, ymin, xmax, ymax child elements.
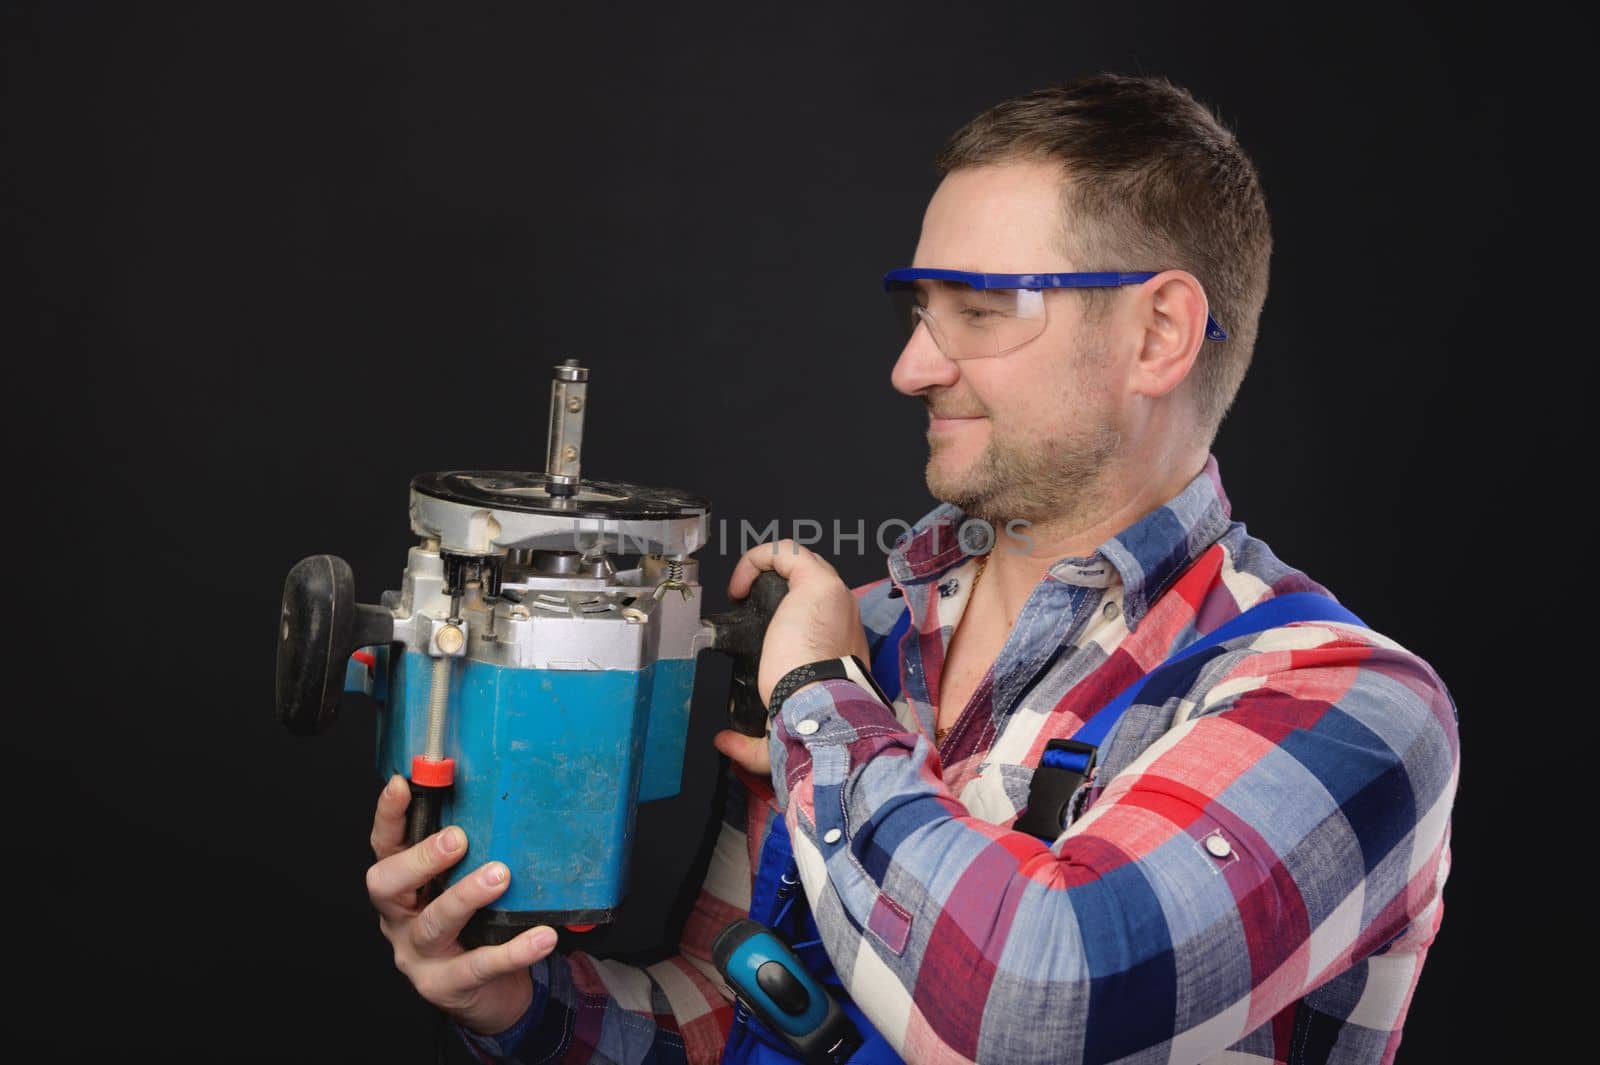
<box><xmin>665</xmin><ymin>558</ymin><xmax>684</xmax><ymax>583</ymax></box>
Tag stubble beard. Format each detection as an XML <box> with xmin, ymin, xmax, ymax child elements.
<box><xmin>926</xmin><ymin>415</ymin><xmax>1122</xmax><ymax>530</ymax></box>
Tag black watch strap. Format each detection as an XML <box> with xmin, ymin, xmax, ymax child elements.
<box><xmin>768</xmin><ymin>655</ymin><xmax>889</xmax><ymax>719</ymax></box>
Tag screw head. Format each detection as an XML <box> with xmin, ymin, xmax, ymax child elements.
<box><xmin>436</xmin><ymin>624</ymin><xmax>465</xmax><ymax>654</ymax></box>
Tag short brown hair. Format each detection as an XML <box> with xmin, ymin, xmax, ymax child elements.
<box><xmin>935</xmin><ymin>74</ymin><xmax>1272</xmax><ymax>438</ymax></box>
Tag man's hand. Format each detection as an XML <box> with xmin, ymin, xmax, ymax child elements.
<box><xmin>367</xmin><ymin>775</ymin><xmax>558</xmax><ymax>1036</ymax></box>
<box><xmin>711</xmin><ymin>540</ymin><xmax>871</xmax><ymax>779</ymax></box>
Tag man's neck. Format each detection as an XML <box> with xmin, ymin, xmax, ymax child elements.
<box><xmin>980</xmin><ymin>446</ymin><xmax>1210</xmax><ymax>624</ymax></box>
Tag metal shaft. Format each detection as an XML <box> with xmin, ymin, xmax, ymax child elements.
<box><xmin>545</xmin><ymin>359</ymin><xmax>589</xmax><ymax>497</ymax></box>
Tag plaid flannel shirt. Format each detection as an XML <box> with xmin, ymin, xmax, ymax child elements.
<box><xmin>459</xmin><ymin>453</ymin><xmax>1460</xmax><ymax>1064</ymax></box>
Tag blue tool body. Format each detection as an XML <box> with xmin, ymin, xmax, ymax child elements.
<box><xmin>356</xmin><ymin>648</ymin><xmax>698</xmax><ymax>915</ymax></box>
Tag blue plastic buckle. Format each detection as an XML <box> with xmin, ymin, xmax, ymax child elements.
<box><xmin>1039</xmin><ymin>737</ymin><xmax>1098</xmax><ymax>775</ymax></box>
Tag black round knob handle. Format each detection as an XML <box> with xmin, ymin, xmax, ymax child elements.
<box><xmin>276</xmin><ymin>554</ymin><xmax>395</xmax><ymax>736</ymax></box>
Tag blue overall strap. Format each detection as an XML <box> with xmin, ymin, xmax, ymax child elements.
<box><xmin>1042</xmin><ymin>592</ymin><xmax>1367</xmax><ymax>774</ymax></box>
<box><xmin>1016</xmin><ymin>593</ymin><xmax>1367</xmax><ymax>840</ymax></box>
<box><xmin>870</xmin><ymin>608</ymin><xmax>911</xmax><ymax>703</ymax></box>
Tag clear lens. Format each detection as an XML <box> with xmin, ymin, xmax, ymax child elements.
<box><xmin>888</xmin><ymin>280</ymin><xmax>1047</xmax><ymax>359</ymax></box>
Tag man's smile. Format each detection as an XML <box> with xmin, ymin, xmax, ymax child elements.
<box><xmin>926</xmin><ymin>401</ymin><xmax>987</xmax><ymax>433</ymax></box>
<box><xmin>929</xmin><ymin>413</ymin><xmax>986</xmax><ymax>433</ymax></box>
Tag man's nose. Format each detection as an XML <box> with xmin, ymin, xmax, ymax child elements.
<box><xmin>891</xmin><ymin>320</ymin><xmax>960</xmax><ymax>396</ymax></box>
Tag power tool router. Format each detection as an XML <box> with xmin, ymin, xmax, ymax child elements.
<box><xmin>275</xmin><ymin>359</ymin><xmax>782</xmax><ymax>945</ymax></box>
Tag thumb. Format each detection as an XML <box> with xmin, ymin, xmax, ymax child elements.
<box><xmin>713</xmin><ymin>729</ymin><xmax>772</xmax><ymax>777</ymax></box>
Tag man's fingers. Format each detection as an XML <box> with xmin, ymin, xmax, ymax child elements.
<box><xmin>366</xmin><ymin>825</ymin><xmax>468</xmax><ymax>919</ymax></box>
<box><xmin>727</xmin><ymin>539</ymin><xmax>833</xmax><ymax>599</ymax></box>
<box><xmin>442</xmin><ymin>925</ymin><xmax>560</xmax><ymax>991</ymax></box>
<box><xmin>727</xmin><ymin>539</ymin><xmax>796</xmax><ymax>599</ymax></box>
<box><xmin>713</xmin><ymin>729</ymin><xmax>772</xmax><ymax>777</ymax></box>
<box><xmin>412</xmin><ymin>861</ymin><xmax>514</xmax><ymax>957</ymax></box>
<box><xmin>370</xmin><ymin>775</ymin><xmax>411</xmax><ymax>860</ymax></box>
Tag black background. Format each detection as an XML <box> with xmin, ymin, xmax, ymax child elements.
<box><xmin>5</xmin><ymin>2</ymin><xmax>1547</xmax><ymax>1061</ymax></box>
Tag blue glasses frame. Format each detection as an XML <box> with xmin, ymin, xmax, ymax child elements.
<box><xmin>882</xmin><ymin>267</ymin><xmax>1228</xmax><ymax>342</ymax></box>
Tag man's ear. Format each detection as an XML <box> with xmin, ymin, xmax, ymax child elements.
<box><xmin>1127</xmin><ymin>269</ymin><xmax>1209</xmax><ymax>399</ymax></box>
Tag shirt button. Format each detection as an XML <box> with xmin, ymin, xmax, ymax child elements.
<box><xmin>823</xmin><ymin>828</ymin><xmax>843</xmax><ymax>844</ymax></box>
<box><xmin>1204</xmin><ymin>833</ymin><xmax>1232</xmax><ymax>858</ymax></box>
<box><xmin>795</xmin><ymin>719</ymin><xmax>820</xmax><ymax>736</ymax></box>
<box><xmin>1103</xmin><ymin>600</ymin><xmax>1121</xmax><ymax>620</ymax></box>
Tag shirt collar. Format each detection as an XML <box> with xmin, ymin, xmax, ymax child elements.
<box><xmin>886</xmin><ymin>452</ymin><xmax>1235</xmax><ymax>632</ymax></box>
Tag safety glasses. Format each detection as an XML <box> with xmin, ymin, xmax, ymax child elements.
<box><xmin>883</xmin><ymin>268</ymin><xmax>1228</xmax><ymax>360</ymax></box>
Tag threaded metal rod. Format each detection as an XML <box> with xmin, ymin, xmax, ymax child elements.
<box><xmin>425</xmin><ymin>655</ymin><xmax>451</xmax><ymax>761</ymax></box>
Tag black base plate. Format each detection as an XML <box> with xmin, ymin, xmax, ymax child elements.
<box><xmin>462</xmin><ymin>906</ymin><xmax>616</xmax><ymax>947</ymax></box>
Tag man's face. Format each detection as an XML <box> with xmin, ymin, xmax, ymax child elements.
<box><xmin>890</xmin><ymin>159</ymin><xmax>1126</xmax><ymax>528</ymax></box>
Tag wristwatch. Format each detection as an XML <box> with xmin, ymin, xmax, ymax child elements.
<box><xmin>768</xmin><ymin>655</ymin><xmax>892</xmax><ymax>719</ymax></box>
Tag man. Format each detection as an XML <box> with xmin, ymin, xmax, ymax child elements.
<box><xmin>365</xmin><ymin>74</ymin><xmax>1459</xmax><ymax>1064</ymax></box>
